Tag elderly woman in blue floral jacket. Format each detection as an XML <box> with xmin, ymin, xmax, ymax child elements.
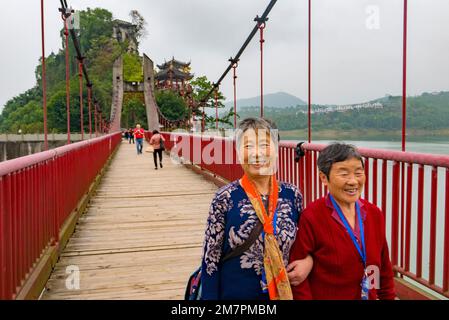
<box><xmin>200</xmin><ymin>117</ymin><xmax>312</xmax><ymax>300</ymax></box>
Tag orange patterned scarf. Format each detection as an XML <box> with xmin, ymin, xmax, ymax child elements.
<box><xmin>241</xmin><ymin>174</ymin><xmax>293</xmax><ymax>300</ymax></box>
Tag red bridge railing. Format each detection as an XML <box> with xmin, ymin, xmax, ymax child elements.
<box><xmin>163</xmin><ymin>132</ymin><xmax>449</xmax><ymax>299</ymax></box>
<box><xmin>280</xmin><ymin>142</ymin><xmax>449</xmax><ymax>299</ymax></box>
<box><xmin>0</xmin><ymin>133</ymin><xmax>121</xmax><ymax>299</ymax></box>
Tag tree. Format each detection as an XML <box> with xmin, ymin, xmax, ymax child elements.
<box><xmin>205</xmin><ymin>107</ymin><xmax>239</xmax><ymax>129</ymax></box>
<box><xmin>123</xmin><ymin>53</ymin><xmax>143</xmax><ymax>83</ymax></box>
<box><xmin>0</xmin><ymin>7</ymin><xmax>128</xmax><ymax>133</ymax></box>
<box><xmin>122</xmin><ymin>97</ymin><xmax>147</xmax><ymax>129</ymax></box>
<box><xmin>190</xmin><ymin>76</ymin><xmax>225</xmax><ymax>109</ymax></box>
<box><xmin>129</xmin><ymin>10</ymin><xmax>148</xmax><ymax>44</ymax></box>
<box><xmin>155</xmin><ymin>90</ymin><xmax>188</xmax><ymax>121</ymax></box>
<box><xmin>189</xmin><ymin>76</ymin><xmax>230</xmax><ymax>127</ymax></box>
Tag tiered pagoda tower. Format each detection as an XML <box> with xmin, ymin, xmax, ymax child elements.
<box><xmin>155</xmin><ymin>58</ymin><xmax>194</xmax><ymax>94</ymax></box>
<box><xmin>155</xmin><ymin>58</ymin><xmax>197</xmax><ymax>128</ymax></box>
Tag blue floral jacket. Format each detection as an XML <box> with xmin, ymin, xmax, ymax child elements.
<box><xmin>201</xmin><ymin>180</ymin><xmax>303</xmax><ymax>300</ymax></box>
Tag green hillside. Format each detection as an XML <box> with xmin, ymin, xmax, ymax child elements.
<box><xmin>0</xmin><ymin>8</ymin><xmax>129</xmax><ymax>133</ymax></box>
<box><xmin>234</xmin><ymin>92</ymin><xmax>449</xmax><ymax>139</ymax></box>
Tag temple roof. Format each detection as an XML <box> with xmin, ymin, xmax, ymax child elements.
<box><xmin>155</xmin><ymin>68</ymin><xmax>193</xmax><ymax>81</ymax></box>
<box><xmin>157</xmin><ymin>57</ymin><xmax>191</xmax><ymax>70</ymax></box>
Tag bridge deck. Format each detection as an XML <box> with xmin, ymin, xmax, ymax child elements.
<box><xmin>41</xmin><ymin>139</ymin><xmax>217</xmax><ymax>300</ymax></box>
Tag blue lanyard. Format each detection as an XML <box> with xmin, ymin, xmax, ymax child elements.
<box><xmin>329</xmin><ymin>195</ymin><xmax>366</xmax><ymax>267</ymax></box>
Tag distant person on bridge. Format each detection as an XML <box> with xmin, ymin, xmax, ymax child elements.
<box><xmin>149</xmin><ymin>130</ymin><xmax>165</xmax><ymax>170</ymax></box>
<box><xmin>128</xmin><ymin>128</ymin><xmax>134</xmax><ymax>144</ymax></box>
<box><xmin>134</xmin><ymin>124</ymin><xmax>145</xmax><ymax>155</ymax></box>
<box><xmin>199</xmin><ymin>117</ymin><xmax>312</xmax><ymax>300</ymax></box>
<box><xmin>289</xmin><ymin>143</ymin><xmax>396</xmax><ymax>300</ymax></box>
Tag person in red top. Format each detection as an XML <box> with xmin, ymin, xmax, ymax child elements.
<box><xmin>134</xmin><ymin>124</ymin><xmax>145</xmax><ymax>155</ymax></box>
<box><xmin>289</xmin><ymin>143</ymin><xmax>396</xmax><ymax>300</ymax></box>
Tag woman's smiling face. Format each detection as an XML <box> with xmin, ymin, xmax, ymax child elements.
<box><xmin>320</xmin><ymin>157</ymin><xmax>365</xmax><ymax>206</ymax></box>
<box><xmin>239</xmin><ymin>128</ymin><xmax>277</xmax><ymax>177</ymax></box>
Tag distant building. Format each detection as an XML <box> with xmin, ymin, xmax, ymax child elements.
<box><xmin>302</xmin><ymin>102</ymin><xmax>384</xmax><ymax>114</ymax></box>
<box><xmin>112</xmin><ymin>19</ymin><xmax>138</xmax><ymax>53</ymax></box>
<box><xmin>155</xmin><ymin>57</ymin><xmax>196</xmax><ymax>128</ymax></box>
<box><xmin>155</xmin><ymin>57</ymin><xmax>194</xmax><ymax>91</ymax></box>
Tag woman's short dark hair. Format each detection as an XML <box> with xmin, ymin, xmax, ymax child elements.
<box><xmin>152</xmin><ymin>130</ymin><xmax>159</xmax><ymax>134</ymax></box>
<box><xmin>317</xmin><ymin>143</ymin><xmax>364</xmax><ymax>178</ymax></box>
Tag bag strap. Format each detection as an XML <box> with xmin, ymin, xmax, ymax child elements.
<box><xmin>222</xmin><ymin>220</ymin><xmax>263</xmax><ymax>263</ymax></box>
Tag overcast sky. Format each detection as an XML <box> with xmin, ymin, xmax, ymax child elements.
<box><xmin>1</xmin><ymin>0</ymin><xmax>448</xmax><ymax>111</ymax></box>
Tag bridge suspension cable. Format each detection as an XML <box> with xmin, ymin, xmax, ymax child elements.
<box><xmin>78</xmin><ymin>57</ymin><xmax>85</xmax><ymax>140</ymax></box>
<box><xmin>40</xmin><ymin>0</ymin><xmax>48</xmax><ymax>150</ymax></box>
<box><xmin>56</xmin><ymin>0</ymin><xmax>110</xmax><ymax>140</ymax></box>
<box><xmin>201</xmin><ymin>0</ymin><xmax>277</xmax><ymax>124</ymax></box>
<box><xmin>232</xmin><ymin>62</ymin><xmax>238</xmax><ymax>128</ymax></box>
<box><xmin>214</xmin><ymin>89</ymin><xmax>219</xmax><ymax>130</ymax></box>
<box><xmin>60</xmin><ymin>8</ymin><xmax>72</xmax><ymax>143</ymax></box>
<box><xmin>256</xmin><ymin>16</ymin><xmax>267</xmax><ymax>118</ymax></box>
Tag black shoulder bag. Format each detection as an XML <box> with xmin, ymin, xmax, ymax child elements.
<box><xmin>184</xmin><ymin>220</ymin><xmax>263</xmax><ymax>300</ymax></box>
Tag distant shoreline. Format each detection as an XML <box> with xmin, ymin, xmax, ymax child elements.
<box><xmin>280</xmin><ymin>128</ymin><xmax>449</xmax><ymax>142</ymax></box>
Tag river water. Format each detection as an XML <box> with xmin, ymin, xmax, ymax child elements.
<box><xmin>300</xmin><ymin>139</ymin><xmax>449</xmax><ymax>156</ymax></box>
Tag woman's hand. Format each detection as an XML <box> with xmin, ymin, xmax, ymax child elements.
<box><xmin>286</xmin><ymin>255</ymin><xmax>313</xmax><ymax>286</ymax></box>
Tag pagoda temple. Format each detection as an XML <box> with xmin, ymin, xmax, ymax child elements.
<box><xmin>155</xmin><ymin>57</ymin><xmax>194</xmax><ymax>93</ymax></box>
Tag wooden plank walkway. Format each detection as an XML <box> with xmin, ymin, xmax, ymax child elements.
<box><xmin>41</xmin><ymin>139</ymin><xmax>218</xmax><ymax>300</ymax></box>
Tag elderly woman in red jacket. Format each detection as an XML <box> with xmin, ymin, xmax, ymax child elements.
<box><xmin>289</xmin><ymin>143</ymin><xmax>396</xmax><ymax>300</ymax></box>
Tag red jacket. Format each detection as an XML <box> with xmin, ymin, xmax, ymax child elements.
<box><xmin>289</xmin><ymin>196</ymin><xmax>396</xmax><ymax>300</ymax></box>
<box><xmin>134</xmin><ymin>128</ymin><xmax>144</xmax><ymax>139</ymax></box>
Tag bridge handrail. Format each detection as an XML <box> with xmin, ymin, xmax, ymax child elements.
<box><xmin>163</xmin><ymin>132</ymin><xmax>449</xmax><ymax>168</ymax></box>
<box><xmin>163</xmin><ymin>131</ymin><xmax>449</xmax><ymax>299</ymax></box>
<box><xmin>0</xmin><ymin>132</ymin><xmax>121</xmax><ymax>299</ymax></box>
<box><xmin>0</xmin><ymin>134</ymin><xmax>116</xmax><ymax>176</ymax></box>
<box><xmin>280</xmin><ymin>141</ymin><xmax>449</xmax><ymax>168</ymax></box>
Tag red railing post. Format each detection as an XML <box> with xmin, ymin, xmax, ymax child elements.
<box><xmin>2</xmin><ymin>176</ymin><xmax>12</xmax><ymax>299</ymax></box>
<box><xmin>429</xmin><ymin>166</ymin><xmax>438</xmax><ymax>285</ymax></box>
<box><xmin>93</xmin><ymin>104</ymin><xmax>97</xmax><ymax>137</ymax></box>
<box><xmin>382</xmin><ymin>160</ymin><xmax>387</xmax><ymax>222</ymax></box>
<box><xmin>364</xmin><ymin>158</ymin><xmax>370</xmax><ymax>201</ymax></box>
<box><xmin>63</xmin><ymin>16</ymin><xmax>71</xmax><ymax>144</ymax></box>
<box><xmin>78</xmin><ymin>58</ymin><xmax>84</xmax><ymax>140</ymax></box>
<box><xmin>308</xmin><ymin>0</ymin><xmax>312</xmax><ymax>143</ymax></box>
<box><xmin>313</xmin><ymin>151</ymin><xmax>318</xmax><ymax>201</ymax></box>
<box><xmin>299</xmin><ymin>154</ymin><xmax>305</xmax><ymax>199</ymax></box>
<box><xmin>305</xmin><ymin>151</ymin><xmax>312</xmax><ymax>206</ymax></box>
<box><xmin>443</xmin><ymin>168</ymin><xmax>449</xmax><ymax>292</ymax></box>
<box><xmin>404</xmin><ymin>163</ymin><xmax>413</xmax><ymax>271</ymax></box>
<box><xmin>87</xmin><ymin>85</ymin><xmax>92</xmax><ymax>138</ymax></box>
<box><xmin>372</xmin><ymin>159</ymin><xmax>378</xmax><ymax>205</ymax></box>
<box><xmin>391</xmin><ymin>161</ymin><xmax>401</xmax><ymax>268</ymax></box>
<box><xmin>0</xmin><ymin>177</ymin><xmax>4</xmax><ymax>299</ymax></box>
<box><xmin>402</xmin><ymin>0</ymin><xmax>408</xmax><ymax>152</ymax></box>
<box><xmin>400</xmin><ymin>162</ymin><xmax>405</xmax><ymax>268</ymax></box>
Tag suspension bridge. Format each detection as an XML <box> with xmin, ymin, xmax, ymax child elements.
<box><xmin>1</xmin><ymin>0</ymin><xmax>449</xmax><ymax>300</ymax></box>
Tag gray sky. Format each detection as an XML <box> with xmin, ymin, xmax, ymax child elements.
<box><xmin>1</xmin><ymin>0</ymin><xmax>448</xmax><ymax>111</ymax></box>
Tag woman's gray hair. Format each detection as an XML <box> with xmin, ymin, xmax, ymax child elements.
<box><xmin>235</xmin><ymin>117</ymin><xmax>279</xmax><ymax>148</ymax></box>
<box><xmin>317</xmin><ymin>142</ymin><xmax>364</xmax><ymax>179</ymax></box>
